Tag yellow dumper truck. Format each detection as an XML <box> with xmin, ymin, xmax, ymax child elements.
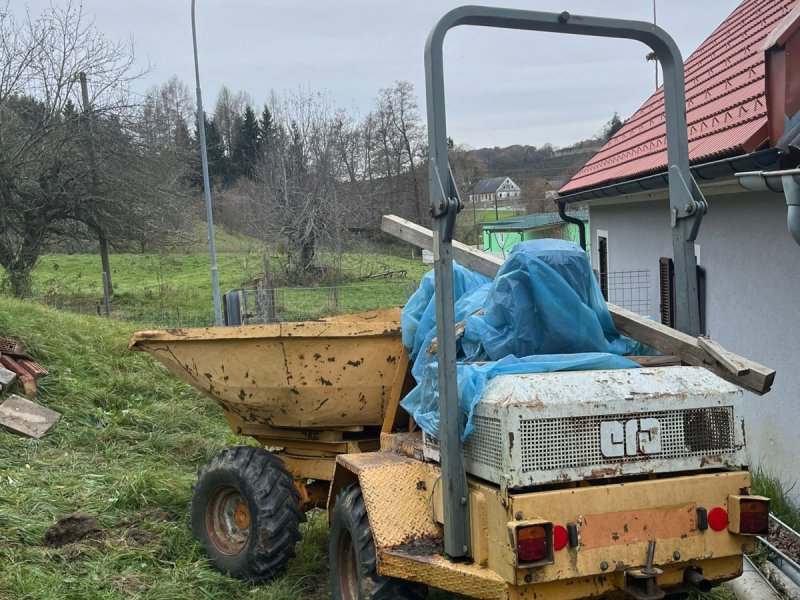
<box><xmin>131</xmin><ymin>6</ymin><xmax>775</xmax><ymax>599</ymax></box>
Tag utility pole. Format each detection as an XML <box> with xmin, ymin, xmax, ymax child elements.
<box><xmin>79</xmin><ymin>71</ymin><xmax>113</xmax><ymax>299</ymax></box>
<box><xmin>191</xmin><ymin>0</ymin><xmax>223</xmax><ymax>326</ymax></box>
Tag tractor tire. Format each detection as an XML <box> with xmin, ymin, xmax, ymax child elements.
<box><xmin>190</xmin><ymin>446</ymin><xmax>303</xmax><ymax>582</ymax></box>
<box><xmin>329</xmin><ymin>483</ymin><xmax>427</xmax><ymax>600</ymax></box>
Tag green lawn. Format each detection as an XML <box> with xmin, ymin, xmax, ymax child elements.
<box><xmin>0</xmin><ymin>297</ymin><xmax>331</xmax><ymax>599</ymax></box>
<box><xmin>25</xmin><ymin>239</ymin><xmax>432</xmax><ymax>326</ymax></box>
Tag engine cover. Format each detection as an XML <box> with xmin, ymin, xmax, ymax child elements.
<box><xmin>423</xmin><ymin>366</ymin><xmax>746</xmax><ymax>489</ymax></box>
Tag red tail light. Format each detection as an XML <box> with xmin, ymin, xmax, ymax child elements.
<box><xmin>708</xmin><ymin>507</ymin><xmax>728</xmax><ymax>531</ymax></box>
<box><xmin>728</xmin><ymin>495</ymin><xmax>770</xmax><ymax>535</ymax></box>
<box><xmin>517</xmin><ymin>525</ymin><xmax>550</xmax><ymax>563</ymax></box>
<box><xmin>553</xmin><ymin>525</ymin><xmax>568</xmax><ymax>551</ymax></box>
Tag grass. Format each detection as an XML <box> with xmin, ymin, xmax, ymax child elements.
<box><xmin>752</xmin><ymin>468</ymin><xmax>800</xmax><ymax>530</ymax></box>
<box><xmin>24</xmin><ymin>232</ymin><xmax>432</xmax><ymax>326</ymax></box>
<box><xmin>0</xmin><ymin>297</ymin><xmax>331</xmax><ymax>599</ymax></box>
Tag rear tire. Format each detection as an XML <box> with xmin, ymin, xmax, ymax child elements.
<box><xmin>190</xmin><ymin>446</ymin><xmax>303</xmax><ymax>582</ymax></box>
<box><xmin>329</xmin><ymin>483</ymin><xmax>427</xmax><ymax>600</ymax></box>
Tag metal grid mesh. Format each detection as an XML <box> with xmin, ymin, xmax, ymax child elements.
<box><xmin>519</xmin><ymin>407</ymin><xmax>735</xmax><ymax>473</ymax></box>
<box><xmin>424</xmin><ymin>415</ymin><xmax>503</xmax><ymax>471</ymax></box>
<box><xmin>464</xmin><ymin>416</ymin><xmax>503</xmax><ymax>470</ymax></box>
<box><xmin>602</xmin><ymin>270</ymin><xmax>651</xmax><ymax>315</ymax></box>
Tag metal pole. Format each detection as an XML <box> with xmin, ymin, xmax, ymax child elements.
<box><xmin>191</xmin><ymin>0</ymin><xmax>222</xmax><ymax>326</ymax></box>
<box><xmin>653</xmin><ymin>0</ymin><xmax>660</xmax><ymax>90</ymax></box>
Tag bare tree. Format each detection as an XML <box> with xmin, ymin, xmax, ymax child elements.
<box><xmin>248</xmin><ymin>89</ymin><xmax>353</xmax><ymax>282</ymax></box>
<box><xmin>371</xmin><ymin>81</ymin><xmax>427</xmax><ymax>224</ymax></box>
<box><xmin>0</xmin><ymin>1</ymin><xmax>190</xmax><ymax>296</ymax></box>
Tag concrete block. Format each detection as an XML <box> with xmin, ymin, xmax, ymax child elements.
<box><xmin>0</xmin><ymin>367</ymin><xmax>16</xmax><ymax>392</ymax></box>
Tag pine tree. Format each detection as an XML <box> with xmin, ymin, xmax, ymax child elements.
<box><xmin>259</xmin><ymin>103</ymin><xmax>274</xmax><ymax>156</ymax></box>
<box><xmin>232</xmin><ymin>104</ymin><xmax>259</xmax><ymax>178</ymax></box>
<box><xmin>194</xmin><ymin>113</ymin><xmax>228</xmax><ymax>187</ymax></box>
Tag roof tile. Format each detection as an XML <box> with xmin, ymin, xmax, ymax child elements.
<box><xmin>560</xmin><ymin>0</ymin><xmax>799</xmax><ymax>195</ymax></box>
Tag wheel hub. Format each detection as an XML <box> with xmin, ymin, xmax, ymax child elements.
<box><xmin>206</xmin><ymin>485</ymin><xmax>251</xmax><ymax>555</ymax></box>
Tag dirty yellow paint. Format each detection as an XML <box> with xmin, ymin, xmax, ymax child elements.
<box><xmin>336</xmin><ymin>452</ymin><xmax>440</xmax><ymax>549</ymax></box>
<box><xmin>130</xmin><ymin>315</ymin><xmax>407</xmax><ymax>431</ymax></box>
<box><xmin>375</xmin><ymin>463</ymin><xmax>753</xmax><ymax>596</ymax></box>
<box><xmin>276</xmin><ymin>452</ymin><xmax>337</xmax><ymax>481</ymax></box>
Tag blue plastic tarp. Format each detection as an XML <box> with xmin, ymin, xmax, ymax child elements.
<box><xmin>400</xmin><ymin>239</ymin><xmax>649</xmax><ymax>440</ymax></box>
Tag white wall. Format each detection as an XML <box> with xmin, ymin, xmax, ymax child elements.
<box><xmin>591</xmin><ymin>190</ymin><xmax>800</xmax><ymax>501</ymax></box>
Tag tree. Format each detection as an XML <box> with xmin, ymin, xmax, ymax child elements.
<box><xmin>0</xmin><ymin>1</ymin><xmax>191</xmax><ymax>296</ymax></box>
<box><xmin>603</xmin><ymin>112</ymin><xmax>624</xmax><ymax>140</ymax></box>
<box><xmin>249</xmin><ymin>90</ymin><xmax>352</xmax><ymax>282</ymax></box>
<box><xmin>371</xmin><ymin>81</ymin><xmax>427</xmax><ymax>224</ymax></box>
<box><xmin>259</xmin><ymin>103</ymin><xmax>274</xmax><ymax>155</ymax></box>
<box><xmin>232</xmin><ymin>105</ymin><xmax>259</xmax><ymax>178</ymax></box>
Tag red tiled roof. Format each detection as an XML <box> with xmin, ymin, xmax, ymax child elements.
<box><xmin>560</xmin><ymin>0</ymin><xmax>799</xmax><ymax>195</ymax></box>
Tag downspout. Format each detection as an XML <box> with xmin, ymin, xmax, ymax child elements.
<box><xmin>557</xmin><ymin>200</ymin><xmax>587</xmax><ymax>251</ymax></box>
<box><xmin>736</xmin><ymin>169</ymin><xmax>800</xmax><ymax>245</ymax></box>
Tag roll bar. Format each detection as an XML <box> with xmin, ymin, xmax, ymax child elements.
<box><xmin>424</xmin><ymin>6</ymin><xmax>705</xmax><ymax>558</ymax></box>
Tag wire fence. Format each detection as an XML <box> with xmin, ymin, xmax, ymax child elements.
<box><xmin>602</xmin><ymin>269</ymin><xmax>651</xmax><ymax>316</ymax></box>
<box><xmin>26</xmin><ymin>282</ymin><xmax>416</xmax><ymax>328</ymax></box>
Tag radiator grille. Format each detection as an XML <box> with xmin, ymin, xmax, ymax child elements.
<box><xmin>466</xmin><ymin>415</ymin><xmax>503</xmax><ymax>470</ymax></box>
<box><xmin>424</xmin><ymin>415</ymin><xmax>503</xmax><ymax>470</ymax></box>
<box><xmin>520</xmin><ymin>407</ymin><xmax>736</xmax><ymax>473</ymax></box>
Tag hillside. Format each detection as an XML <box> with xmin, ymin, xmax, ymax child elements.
<box><xmin>0</xmin><ymin>298</ymin><xmax>329</xmax><ymax>599</ymax></box>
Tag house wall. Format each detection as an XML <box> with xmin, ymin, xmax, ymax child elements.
<box><xmin>590</xmin><ymin>190</ymin><xmax>800</xmax><ymax>501</ymax></box>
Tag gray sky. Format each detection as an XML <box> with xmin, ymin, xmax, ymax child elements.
<box><xmin>26</xmin><ymin>0</ymin><xmax>741</xmax><ymax>148</ymax></box>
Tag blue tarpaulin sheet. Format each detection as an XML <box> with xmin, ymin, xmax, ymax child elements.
<box><xmin>400</xmin><ymin>239</ymin><xmax>647</xmax><ymax>440</ymax></box>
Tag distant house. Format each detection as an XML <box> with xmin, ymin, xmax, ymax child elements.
<box><xmin>468</xmin><ymin>177</ymin><xmax>521</xmax><ymax>206</ymax></box>
<box><xmin>559</xmin><ymin>0</ymin><xmax>800</xmax><ymax>500</ymax></box>
<box><xmin>482</xmin><ymin>210</ymin><xmax>588</xmax><ymax>255</ymax></box>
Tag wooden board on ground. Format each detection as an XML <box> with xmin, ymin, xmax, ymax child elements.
<box><xmin>0</xmin><ymin>394</ymin><xmax>60</xmax><ymax>438</ymax></box>
<box><xmin>381</xmin><ymin>214</ymin><xmax>775</xmax><ymax>395</ymax></box>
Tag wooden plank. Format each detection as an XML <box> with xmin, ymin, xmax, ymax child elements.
<box><xmin>608</xmin><ymin>304</ymin><xmax>773</xmax><ymax>395</ymax></box>
<box><xmin>0</xmin><ymin>394</ymin><xmax>60</xmax><ymax>439</ymax></box>
<box><xmin>381</xmin><ymin>214</ymin><xmax>775</xmax><ymax>395</ymax></box>
<box><xmin>628</xmin><ymin>355</ymin><xmax>682</xmax><ymax>367</ymax></box>
<box><xmin>697</xmin><ymin>336</ymin><xmax>750</xmax><ymax>376</ymax></box>
<box><xmin>381</xmin><ymin>215</ymin><xmax>502</xmax><ymax>278</ymax></box>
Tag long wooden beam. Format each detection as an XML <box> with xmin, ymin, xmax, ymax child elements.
<box><xmin>382</xmin><ymin>214</ymin><xmax>774</xmax><ymax>395</ymax></box>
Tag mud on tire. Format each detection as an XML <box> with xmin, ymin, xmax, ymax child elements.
<box><xmin>190</xmin><ymin>446</ymin><xmax>303</xmax><ymax>582</ymax></box>
<box><xmin>329</xmin><ymin>483</ymin><xmax>426</xmax><ymax>600</ymax></box>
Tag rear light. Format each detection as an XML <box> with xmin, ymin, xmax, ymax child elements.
<box><xmin>708</xmin><ymin>507</ymin><xmax>728</xmax><ymax>531</ymax></box>
<box><xmin>553</xmin><ymin>525</ymin><xmax>568</xmax><ymax>551</ymax></box>
<box><xmin>516</xmin><ymin>523</ymin><xmax>553</xmax><ymax>564</ymax></box>
<box><xmin>728</xmin><ymin>495</ymin><xmax>770</xmax><ymax>535</ymax></box>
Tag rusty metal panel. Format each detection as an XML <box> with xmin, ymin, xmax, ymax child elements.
<box><xmin>506</xmin><ymin>471</ymin><xmax>753</xmax><ymax>585</ymax></box>
<box><xmin>339</xmin><ymin>452</ymin><xmax>440</xmax><ymax>550</ymax></box>
<box><xmin>425</xmin><ymin>367</ymin><xmax>746</xmax><ymax>489</ymax></box>
<box><xmin>129</xmin><ymin>316</ymin><xmax>407</xmax><ymax>430</ymax></box>
<box><xmin>380</xmin><ymin>549</ymin><xmax>506</xmax><ymax>599</ymax></box>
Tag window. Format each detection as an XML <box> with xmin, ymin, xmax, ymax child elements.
<box><xmin>597</xmin><ymin>230</ymin><xmax>609</xmax><ymax>301</ymax></box>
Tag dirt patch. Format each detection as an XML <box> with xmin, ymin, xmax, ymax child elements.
<box><xmin>113</xmin><ymin>575</ymin><xmax>148</xmax><ymax>595</ymax></box>
<box><xmin>44</xmin><ymin>513</ymin><xmax>104</xmax><ymax>548</ymax></box>
<box><xmin>52</xmin><ymin>541</ymin><xmax>100</xmax><ymax>562</ymax></box>
<box><xmin>125</xmin><ymin>526</ymin><xmax>157</xmax><ymax>545</ymax></box>
<box><xmin>769</xmin><ymin>521</ymin><xmax>800</xmax><ymax>564</ymax></box>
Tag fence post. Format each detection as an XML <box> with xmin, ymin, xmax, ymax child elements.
<box><xmin>261</xmin><ymin>254</ymin><xmax>277</xmax><ymax>322</ymax></box>
<box><xmin>102</xmin><ymin>271</ymin><xmax>111</xmax><ymax>318</ymax></box>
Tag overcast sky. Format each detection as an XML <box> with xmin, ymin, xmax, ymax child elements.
<box><xmin>24</xmin><ymin>0</ymin><xmax>741</xmax><ymax>148</ymax></box>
